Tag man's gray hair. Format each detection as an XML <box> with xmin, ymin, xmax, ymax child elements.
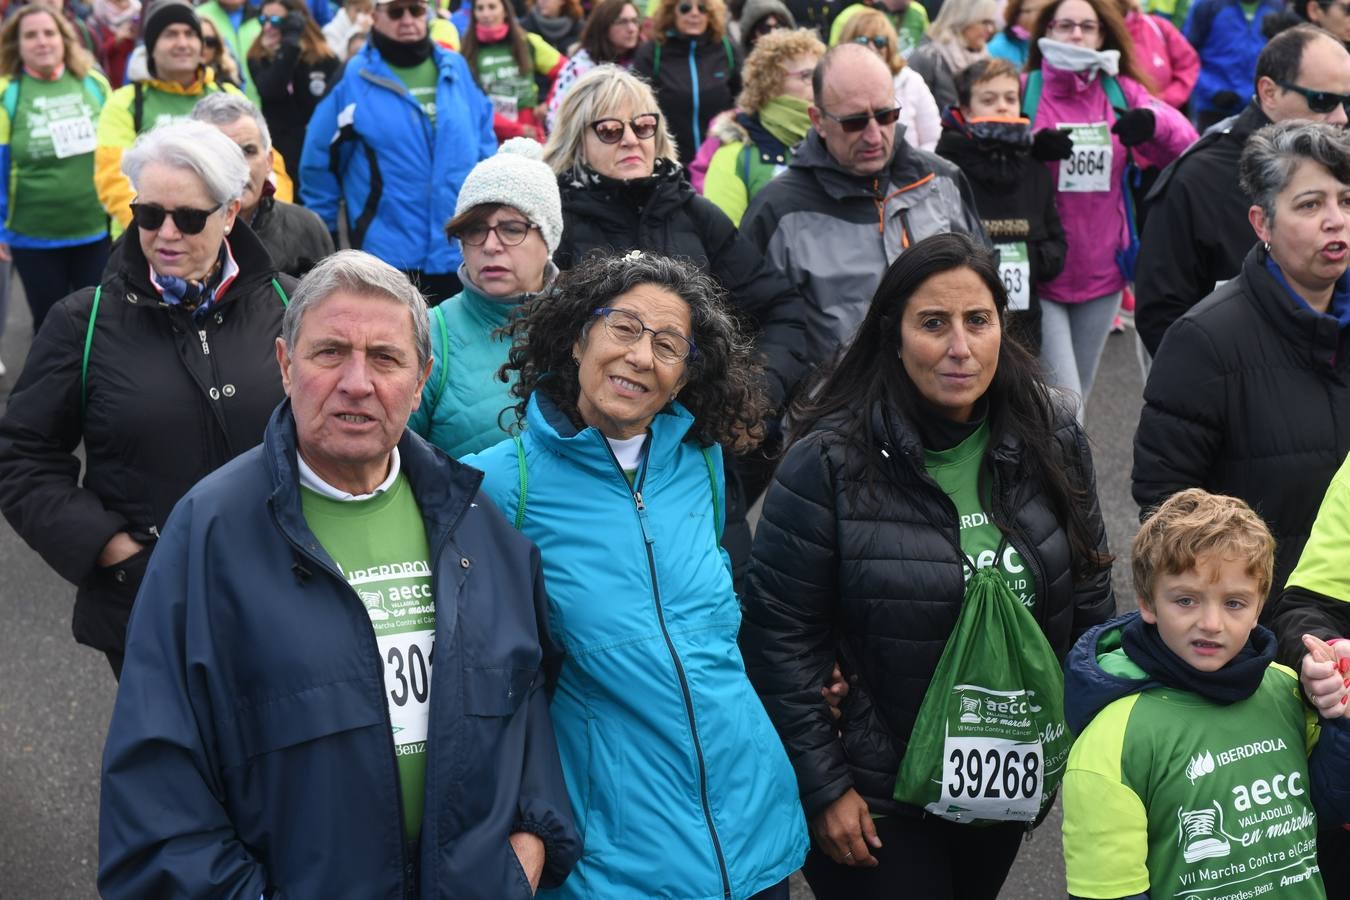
<box><xmin>1240</xmin><ymin>120</ymin><xmax>1350</xmax><ymax>225</ymax></box>
<box><xmin>282</xmin><ymin>250</ymin><xmax>432</xmax><ymax>366</ymax></box>
<box><xmin>122</xmin><ymin>119</ymin><xmax>249</xmax><ymax>207</ymax></box>
<box><xmin>189</xmin><ymin>92</ymin><xmax>273</xmax><ymax>152</ymax></box>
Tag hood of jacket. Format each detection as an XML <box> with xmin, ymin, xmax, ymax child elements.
<box><xmin>789</xmin><ymin>127</ymin><xmax>930</xmax><ymax>201</ymax></box>
<box><xmin>1063</xmin><ymin>612</ymin><xmax>1162</xmax><ymax>734</ymax></box>
<box><xmin>738</xmin><ymin>0</ymin><xmax>794</xmax><ymax>51</ymax></box>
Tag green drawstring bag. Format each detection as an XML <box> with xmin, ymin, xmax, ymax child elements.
<box><xmin>893</xmin><ymin>566</ymin><xmax>1072</xmax><ymax>824</ymax></box>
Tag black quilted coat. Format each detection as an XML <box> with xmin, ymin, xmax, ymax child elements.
<box><xmin>740</xmin><ymin>402</ymin><xmax>1113</xmax><ymax>818</ymax></box>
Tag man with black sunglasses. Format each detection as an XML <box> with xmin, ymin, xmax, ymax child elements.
<box><xmin>1136</xmin><ymin>24</ymin><xmax>1350</xmax><ymax>364</ymax></box>
<box><xmin>300</xmin><ymin>0</ymin><xmax>496</xmax><ymax>304</ymax></box>
<box><xmin>742</xmin><ymin>42</ymin><xmax>986</xmax><ymax>364</ymax></box>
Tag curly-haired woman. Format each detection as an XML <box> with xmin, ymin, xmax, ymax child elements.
<box><xmin>462</xmin><ymin>251</ymin><xmax>808</xmax><ymax>900</ymax></box>
<box><xmin>695</xmin><ymin>27</ymin><xmax>824</xmax><ymax>225</ymax></box>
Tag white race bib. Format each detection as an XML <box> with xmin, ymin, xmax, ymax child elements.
<box><xmin>996</xmin><ymin>242</ymin><xmax>1031</xmax><ymax>311</ymax></box>
<box><xmin>1057</xmin><ymin>123</ymin><xmax>1112</xmax><ymax>193</ymax></box>
<box><xmin>934</xmin><ymin>733</ymin><xmax>1044</xmax><ymax>822</ymax></box>
<box><xmin>377</xmin><ymin>628</ymin><xmax>435</xmax><ymax>748</ymax></box>
<box><xmin>489</xmin><ymin>93</ymin><xmax>518</xmax><ymax>121</ymax></box>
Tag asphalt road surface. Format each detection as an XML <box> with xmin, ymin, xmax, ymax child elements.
<box><xmin>0</xmin><ymin>286</ymin><xmax>1146</xmax><ymax>899</ymax></box>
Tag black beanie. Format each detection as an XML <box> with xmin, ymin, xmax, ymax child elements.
<box><xmin>144</xmin><ymin>1</ymin><xmax>203</xmax><ymax>77</ymax></box>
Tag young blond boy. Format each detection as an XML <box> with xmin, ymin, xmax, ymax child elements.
<box><xmin>1061</xmin><ymin>489</ymin><xmax>1350</xmax><ymax>900</ymax></box>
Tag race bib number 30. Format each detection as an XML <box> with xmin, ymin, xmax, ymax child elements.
<box><xmin>1058</xmin><ymin>123</ymin><xmax>1112</xmax><ymax>193</ymax></box>
<box><xmin>935</xmin><ymin>734</ymin><xmax>1043</xmax><ymax>822</ymax></box>
<box><xmin>996</xmin><ymin>242</ymin><xmax>1031</xmax><ymax>311</ymax></box>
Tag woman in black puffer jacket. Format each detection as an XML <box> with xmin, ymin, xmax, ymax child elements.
<box><xmin>544</xmin><ymin>64</ymin><xmax>807</xmax><ymax>586</ymax></box>
<box><xmin>740</xmin><ymin>232</ymin><xmax>1112</xmax><ymax>900</ymax></box>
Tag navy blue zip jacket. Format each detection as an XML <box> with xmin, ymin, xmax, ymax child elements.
<box><xmin>99</xmin><ymin>402</ymin><xmax>580</xmax><ymax>899</ymax></box>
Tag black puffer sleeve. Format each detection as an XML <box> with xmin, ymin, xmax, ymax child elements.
<box><xmin>740</xmin><ymin>430</ymin><xmax>850</xmax><ymax>817</ymax></box>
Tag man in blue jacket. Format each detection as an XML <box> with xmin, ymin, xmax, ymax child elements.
<box><xmin>98</xmin><ymin>251</ymin><xmax>580</xmax><ymax>899</ymax></box>
<box><xmin>299</xmin><ymin>0</ymin><xmax>496</xmax><ymax>303</ymax></box>
<box><xmin>1184</xmin><ymin>0</ymin><xmax>1284</xmax><ymax>129</ymax></box>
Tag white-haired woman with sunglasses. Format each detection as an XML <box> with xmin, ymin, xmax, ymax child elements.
<box><xmin>543</xmin><ymin>64</ymin><xmax>808</xmax><ymax>587</ymax></box>
<box><xmin>0</xmin><ymin>119</ymin><xmax>295</xmax><ymax>679</ymax></box>
<box><xmin>407</xmin><ymin>137</ymin><xmax>561</xmax><ymax>457</ymax></box>
<box><xmin>632</xmin><ymin>0</ymin><xmax>743</xmax><ymax>165</ymax></box>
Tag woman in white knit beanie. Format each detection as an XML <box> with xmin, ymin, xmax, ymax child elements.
<box><xmin>407</xmin><ymin>137</ymin><xmax>562</xmax><ymax>458</ymax></box>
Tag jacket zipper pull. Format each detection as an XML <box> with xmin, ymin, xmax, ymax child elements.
<box><xmin>197</xmin><ymin>328</ymin><xmax>210</xmax><ymax>356</ymax></box>
<box><xmin>632</xmin><ymin>490</ymin><xmax>654</xmax><ymax>544</ymax></box>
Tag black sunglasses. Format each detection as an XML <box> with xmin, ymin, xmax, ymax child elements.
<box><xmin>1277</xmin><ymin>80</ymin><xmax>1350</xmax><ymax>114</ymax></box>
<box><xmin>260</xmin><ymin>13</ymin><xmax>286</xmax><ymax>26</ymax></box>
<box><xmin>852</xmin><ymin>34</ymin><xmax>889</xmax><ymax>50</ymax></box>
<box><xmin>590</xmin><ymin>113</ymin><xmax>661</xmax><ymax>143</ymax></box>
<box><xmin>202</xmin><ymin>34</ymin><xmax>221</xmax><ymax>48</ymax></box>
<box><xmin>381</xmin><ymin>2</ymin><xmax>427</xmax><ymax>18</ymax></box>
<box><xmin>819</xmin><ymin>105</ymin><xmax>901</xmax><ymax>133</ymax></box>
<box><xmin>130</xmin><ymin>202</ymin><xmax>223</xmax><ymax>235</ymax></box>
<box><xmin>677</xmin><ymin>2</ymin><xmax>707</xmax><ymax>13</ymax></box>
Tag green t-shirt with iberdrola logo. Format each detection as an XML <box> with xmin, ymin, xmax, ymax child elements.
<box><xmin>473</xmin><ymin>42</ymin><xmax>538</xmax><ymax>123</ymax></box>
<box><xmin>1063</xmin><ymin>658</ymin><xmax>1324</xmax><ymax>900</ymax></box>
<box><xmin>389</xmin><ymin>57</ymin><xmax>439</xmax><ymax>125</ymax></box>
<box><xmin>923</xmin><ymin>421</ymin><xmax>1034</xmax><ymax>609</ymax></box>
<box><xmin>3</xmin><ymin>73</ymin><xmax>106</xmax><ymax>240</ymax></box>
<box><xmin>301</xmin><ymin>473</ymin><xmax>435</xmax><ymax>843</ymax></box>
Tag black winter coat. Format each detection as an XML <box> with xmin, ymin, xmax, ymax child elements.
<box><xmin>248</xmin><ymin>45</ymin><xmax>340</xmax><ymax>193</ymax></box>
<box><xmin>1133</xmin><ymin>244</ymin><xmax>1350</xmax><ymax>607</ymax></box>
<box><xmin>935</xmin><ymin>126</ymin><xmax>1066</xmax><ymax>355</ymax></box>
<box><xmin>632</xmin><ymin>33</ymin><xmax>742</xmax><ymax>165</ymax></box>
<box><xmin>741</xmin><ymin>402</ymin><xmax>1113</xmax><ymax>818</ymax></box>
<box><xmin>1134</xmin><ymin>102</ymin><xmax>1269</xmax><ymax>355</ymax></box>
<box><xmin>249</xmin><ymin>194</ymin><xmax>335</xmax><ymax>277</ymax></box>
<box><xmin>0</xmin><ymin>222</ymin><xmax>294</xmax><ymax>657</ymax></box>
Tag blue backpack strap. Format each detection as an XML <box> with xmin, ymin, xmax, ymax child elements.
<box><xmin>434</xmin><ymin>306</ymin><xmax>449</xmax><ymax>405</ymax></box>
<box><xmin>512</xmin><ymin>434</ymin><xmax>528</xmax><ymax>530</ymax></box>
<box><xmin>653</xmin><ymin>41</ymin><xmax>661</xmax><ymax>77</ymax></box>
<box><xmin>701</xmin><ymin>445</ymin><xmax>723</xmax><ymax>542</ymax></box>
<box><xmin>722</xmin><ymin>35</ymin><xmax>734</xmax><ymax>71</ymax></box>
<box><xmin>81</xmin><ymin>74</ymin><xmax>106</xmax><ymax>107</ymax></box>
<box><xmin>271</xmin><ymin>278</ymin><xmax>288</xmax><ymax>306</ymax></box>
<box><xmin>81</xmin><ymin>285</ymin><xmax>102</xmax><ymax>416</ymax></box>
<box><xmin>1021</xmin><ymin>70</ymin><xmax>1042</xmax><ymax>120</ymax></box>
<box><xmin>2</xmin><ymin>78</ymin><xmax>18</xmax><ymax>122</ymax></box>
<box><xmin>1102</xmin><ymin>75</ymin><xmax>1128</xmax><ymax>113</ymax></box>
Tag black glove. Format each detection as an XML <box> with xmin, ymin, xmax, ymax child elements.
<box><xmin>1031</xmin><ymin>127</ymin><xmax>1074</xmax><ymax>162</ymax></box>
<box><xmin>1112</xmin><ymin>108</ymin><xmax>1156</xmax><ymax>147</ymax></box>
<box><xmin>280</xmin><ymin>12</ymin><xmax>306</xmax><ymax>46</ymax></box>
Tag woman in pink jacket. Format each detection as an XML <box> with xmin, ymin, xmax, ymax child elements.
<box><xmin>1023</xmin><ymin>0</ymin><xmax>1195</xmax><ymax>421</ymax></box>
<box><xmin>1118</xmin><ymin>0</ymin><xmax>1199</xmax><ymax>108</ymax></box>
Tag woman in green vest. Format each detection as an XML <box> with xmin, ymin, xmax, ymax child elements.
<box><xmin>698</xmin><ymin>27</ymin><xmax>822</xmax><ymax>226</ymax></box>
<box><xmin>408</xmin><ymin>137</ymin><xmax>561</xmax><ymax>457</ymax></box>
<box><xmin>0</xmin><ymin>3</ymin><xmax>111</xmax><ymax>336</ymax></box>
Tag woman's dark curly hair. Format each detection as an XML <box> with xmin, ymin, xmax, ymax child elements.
<box><xmin>791</xmin><ymin>232</ymin><xmax>1111</xmax><ymax>580</ymax></box>
<box><xmin>499</xmin><ymin>252</ymin><xmax>767</xmax><ymax>448</ymax></box>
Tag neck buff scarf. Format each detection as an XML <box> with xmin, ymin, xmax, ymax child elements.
<box><xmin>1037</xmin><ymin>36</ymin><xmax>1120</xmax><ymax>78</ymax></box>
<box><xmin>476</xmin><ymin>22</ymin><xmax>511</xmax><ymax>42</ymax></box>
<box><xmin>933</xmin><ymin>35</ymin><xmax>989</xmax><ymax>81</ymax></box>
<box><xmin>758</xmin><ymin>94</ymin><xmax>812</xmax><ymax>148</ymax></box>
<box><xmin>371</xmin><ymin>27</ymin><xmax>433</xmax><ymax>67</ymax></box>
<box><xmin>1121</xmin><ymin>615</ymin><xmax>1276</xmax><ymax>705</ymax></box>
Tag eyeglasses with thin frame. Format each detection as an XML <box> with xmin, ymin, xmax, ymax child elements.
<box><xmin>130</xmin><ymin>202</ymin><xmax>224</xmax><ymax>235</ymax></box>
<box><xmin>453</xmin><ymin>220</ymin><xmax>539</xmax><ymax>246</ymax></box>
<box><xmin>677</xmin><ymin>2</ymin><xmax>707</xmax><ymax>14</ymax></box>
<box><xmin>1277</xmin><ymin>80</ymin><xmax>1350</xmax><ymax>114</ymax></box>
<box><xmin>592</xmin><ymin>307</ymin><xmax>697</xmax><ymax>364</ymax></box>
<box><xmin>380</xmin><ymin>2</ymin><xmax>427</xmax><ymax>19</ymax></box>
<box><xmin>819</xmin><ymin>105</ymin><xmax>901</xmax><ymax>133</ymax></box>
<box><xmin>589</xmin><ymin>113</ymin><xmax>661</xmax><ymax>143</ymax></box>
<box><xmin>852</xmin><ymin>34</ymin><xmax>888</xmax><ymax>50</ymax></box>
<box><xmin>1047</xmin><ymin>18</ymin><xmax>1099</xmax><ymax>35</ymax></box>
<box><xmin>613</xmin><ymin>13</ymin><xmax>641</xmax><ymax>25</ymax></box>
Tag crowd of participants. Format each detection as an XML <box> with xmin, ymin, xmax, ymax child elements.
<box><xmin>0</xmin><ymin>0</ymin><xmax>1350</xmax><ymax>897</ymax></box>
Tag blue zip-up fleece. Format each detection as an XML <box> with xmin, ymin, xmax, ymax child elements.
<box><xmin>1065</xmin><ymin>613</ymin><xmax>1350</xmax><ymax>827</ymax></box>
<box><xmin>299</xmin><ymin>44</ymin><xmax>496</xmax><ymax>275</ymax></box>
<box><xmin>463</xmin><ymin>392</ymin><xmax>809</xmax><ymax>900</ymax></box>
<box><xmin>99</xmin><ymin>402</ymin><xmax>581</xmax><ymax>899</ymax></box>
<box><xmin>1183</xmin><ymin>0</ymin><xmax>1281</xmax><ymax>115</ymax></box>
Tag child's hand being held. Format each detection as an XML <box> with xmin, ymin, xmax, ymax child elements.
<box><xmin>1300</xmin><ymin>633</ymin><xmax>1350</xmax><ymax>717</ymax></box>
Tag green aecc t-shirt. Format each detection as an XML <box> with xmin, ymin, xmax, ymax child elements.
<box><xmin>301</xmin><ymin>472</ymin><xmax>435</xmax><ymax>843</ymax></box>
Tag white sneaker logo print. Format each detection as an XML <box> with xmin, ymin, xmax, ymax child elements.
<box><xmin>1178</xmin><ymin>802</ymin><xmax>1233</xmax><ymax>864</ymax></box>
<box><xmin>1186</xmin><ymin>751</ymin><xmax>1216</xmax><ymax>784</ymax></box>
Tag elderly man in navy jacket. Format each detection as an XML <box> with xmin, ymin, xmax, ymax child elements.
<box><xmin>98</xmin><ymin>250</ymin><xmax>579</xmax><ymax>899</ymax></box>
